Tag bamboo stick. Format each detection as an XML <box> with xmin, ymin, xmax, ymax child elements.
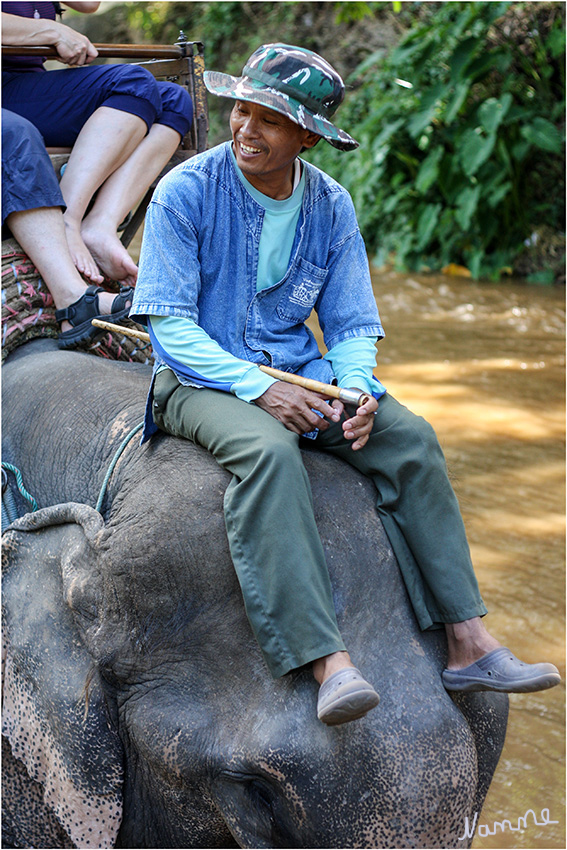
<box><xmin>91</xmin><ymin>319</ymin><xmax>370</xmax><ymax>406</ymax></box>
<box><xmin>92</xmin><ymin>318</ymin><xmax>151</xmax><ymax>342</ymax></box>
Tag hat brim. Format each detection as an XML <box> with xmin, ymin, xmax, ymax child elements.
<box><xmin>204</xmin><ymin>70</ymin><xmax>358</xmax><ymax>152</ymax></box>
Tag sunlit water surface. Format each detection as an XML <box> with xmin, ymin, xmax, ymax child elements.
<box><xmin>365</xmin><ymin>270</ymin><xmax>565</xmax><ymax>850</ymax></box>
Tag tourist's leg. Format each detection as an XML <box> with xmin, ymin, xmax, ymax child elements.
<box><xmin>64</xmin><ymin>78</ymin><xmax>192</xmax><ymax>285</ymax></box>
<box><xmin>1</xmin><ymin>110</ymin><xmax>117</xmax><ymax>322</ymax></box>
<box><xmin>152</xmin><ymin>370</ymin><xmax>347</xmax><ymax>679</ymax></box>
<box><xmin>2</xmin><ymin>65</ymin><xmax>162</xmax><ymax>283</ymax></box>
<box><xmin>58</xmin><ymin>106</ymin><xmax>146</xmax><ymax>284</ymax></box>
<box><xmin>1</xmin><ymin>108</ymin><xmax>65</xmax><ymax>226</ymax></box>
<box><xmin>5</xmin><ymin>206</ymin><xmax>125</xmax><ymax>326</ymax></box>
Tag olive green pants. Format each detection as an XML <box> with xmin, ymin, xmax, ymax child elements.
<box><xmin>153</xmin><ymin>369</ymin><xmax>486</xmax><ymax>678</ymax></box>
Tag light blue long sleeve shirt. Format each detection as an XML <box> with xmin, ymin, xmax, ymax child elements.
<box><xmin>149</xmin><ymin>148</ymin><xmax>383</xmax><ymax>402</ymax></box>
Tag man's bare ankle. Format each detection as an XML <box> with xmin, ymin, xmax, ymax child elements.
<box><xmin>312</xmin><ymin>650</ymin><xmax>353</xmax><ymax>685</ymax></box>
<box><xmin>445</xmin><ymin>618</ymin><xmax>501</xmax><ymax>669</ymax></box>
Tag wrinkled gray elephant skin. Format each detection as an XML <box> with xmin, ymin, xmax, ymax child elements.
<box><xmin>2</xmin><ymin>340</ymin><xmax>508</xmax><ymax>849</ymax></box>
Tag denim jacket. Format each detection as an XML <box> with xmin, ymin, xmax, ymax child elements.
<box><xmin>131</xmin><ymin>142</ymin><xmax>384</xmax><ymax>440</ymax></box>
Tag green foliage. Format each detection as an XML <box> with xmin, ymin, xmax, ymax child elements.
<box><xmin>105</xmin><ymin>0</ymin><xmax>564</xmax><ymax>280</ymax></box>
<box><xmin>333</xmin><ymin>2</ymin><xmax>377</xmax><ymax>24</ymax></box>
<box><xmin>307</xmin><ymin>1</ymin><xmax>566</xmax><ymax>280</ymax></box>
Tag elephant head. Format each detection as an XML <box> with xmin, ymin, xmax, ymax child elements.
<box><xmin>3</xmin><ymin>459</ymin><xmax>508</xmax><ymax>849</ymax></box>
<box><xmin>2</xmin><ymin>342</ymin><xmax>508</xmax><ymax>848</ymax></box>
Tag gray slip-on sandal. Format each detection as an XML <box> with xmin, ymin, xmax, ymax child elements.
<box><xmin>442</xmin><ymin>647</ymin><xmax>560</xmax><ymax>693</ymax></box>
<box><xmin>317</xmin><ymin>667</ymin><xmax>380</xmax><ymax>726</ymax></box>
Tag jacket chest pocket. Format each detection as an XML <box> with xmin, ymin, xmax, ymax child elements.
<box><xmin>276</xmin><ymin>259</ymin><xmax>327</xmax><ymax>323</ymax></box>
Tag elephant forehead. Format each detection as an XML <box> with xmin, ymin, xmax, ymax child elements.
<box><xmin>118</xmin><ymin>695</ymin><xmax>474</xmax><ymax>818</ymax></box>
<box><xmin>117</xmin><ymin>648</ymin><xmax>479</xmax><ymax>787</ymax></box>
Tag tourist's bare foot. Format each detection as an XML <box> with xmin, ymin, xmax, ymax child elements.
<box><xmin>82</xmin><ymin>223</ymin><xmax>138</xmax><ymax>285</ymax></box>
<box><xmin>63</xmin><ymin>216</ymin><xmax>104</xmax><ymax>284</ymax></box>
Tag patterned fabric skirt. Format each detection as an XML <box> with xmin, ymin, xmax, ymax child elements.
<box><xmin>1</xmin><ymin>238</ymin><xmax>151</xmax><ymax>365</ymax></box>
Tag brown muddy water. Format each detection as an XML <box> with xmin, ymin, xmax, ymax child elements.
<box><xmin>366</xmin><ymin>269</ymin><xmax>565</xmax><ymax>850</ymax></box>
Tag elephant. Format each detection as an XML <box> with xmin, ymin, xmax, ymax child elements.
<box><xmin>2</xmin><ymin>338</ymin><xmax>509</xmax><ymax>849</ymax></box>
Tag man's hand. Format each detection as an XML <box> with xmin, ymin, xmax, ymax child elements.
<box><xmin>338</xmin><ymin>393</ymin><xmax>379</xmax><ymax>450</ymax></box>
<box><xmin>255</xmin><ymin>382</ymin><xmax>378</xmax><ymax>448</ymax></box>
<box><xmin>255</xmin><ymin>382</ymin><xmax>341</xmax><ymax>435</ymax></box>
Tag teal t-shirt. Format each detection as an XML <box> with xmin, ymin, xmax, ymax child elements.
<box><xmin>230</xmin><ymin>145</ymin><xmax>305</xmax><ymax>291</ymax></box>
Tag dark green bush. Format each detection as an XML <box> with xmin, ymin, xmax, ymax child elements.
<box><xmin>307</xmin><ymin>1</ymin><xmax>565</xmax><ymax>281</ymax></box>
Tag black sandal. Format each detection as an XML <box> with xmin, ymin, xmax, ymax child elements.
<box><xmin>56</xmin><ymin>284</ymin><xmax>134</xmax><ymax>350</ymax></box>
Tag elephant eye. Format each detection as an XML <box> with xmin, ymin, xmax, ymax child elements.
<box><xmin>220</xmin><ymin>770</ymin><xmax>276</xmax><ymax>818</ymax></box>
<box><xmin>247</xmin><ymin>777</ymin><xmax>275</xmax><ymax>815</ymax></box>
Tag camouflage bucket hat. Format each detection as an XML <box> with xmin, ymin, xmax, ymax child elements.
<box><xmin>204</xmin><ymin>43</ymin><xmax>358</xmax><ymax>151</ymax></box>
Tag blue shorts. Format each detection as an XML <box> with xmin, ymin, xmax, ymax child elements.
<box><xmin>1</xmin><ymin>109</ymin><xmax>64</xmax><ymax>224</ymax></box>
<box><xmin>2</xmin><ymin>63</ymin><xmax>192</xmax><ymax>147</ymax></box>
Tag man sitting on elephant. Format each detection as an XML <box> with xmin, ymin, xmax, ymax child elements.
<box><xmin>130</xmin><ymin>43</ymin><xmax>559</xmax><ymax>726</ymax></box>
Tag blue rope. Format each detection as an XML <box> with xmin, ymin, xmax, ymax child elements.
<box><xmin>95</xmin><ymin>421</ymin><xmax>144</xmax><ymax>513</ymax></box>
<box><xmin>1</xmin><ymin>463</ymin><xmax>38</xmax><ymax>512</ymax></box>
<box><xmin>2</xmin><ymin>467</ymin><xmax>20</xmax><ymax>528</ymax></box>
<box><xmin>2</xmin><ymin>422</ymin><xmax>143</xmax><ymax>525</ymax></box>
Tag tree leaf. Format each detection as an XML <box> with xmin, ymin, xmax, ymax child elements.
<box><xmin>391</xmin><ymin>32</ymin><xmax>435</xmax><ymax>67</ymax></box>
<box><xmin>448</xmin><ymin>36</ymin><xmax>481</xmax><ymax>81</ymax></box>
<box><xmin>455</xmin><ymin>185</ymin><xmax>481</xmax><ymax>229</ymax></box>
<box><xmin>444</xmin><ymin>81</ymin><xmax>470</xmax><ymax>123</ymax></box>
<box><xmin>408</xmin><ymin>85</ymin><xmax>446</xmax><ymax>138</ymax></box>
<box><xmin>486</xmin><ymin>181</ymin><xmax>512</xmax><ymax>208</ymax></box>
<box><xmin>466</xmin><ymin>248</ymin><xmax>485</xmax><ymax>280</ymax></box>
<box><xmin>467</xmin><ymin>49</ymin><xmax>512</xmax><ymax>82</ymax></box>
<box><xmin>496</xmin><ymin>138</ymin><xmax>513</xmax><ymax>175</ymax></box>
<box><xmin>415</xmin><ymin>146</ymin><xmax>444</xmax><ymax>193</ymax></box>
<box><xmin>520</xmin><ymin>118</ymin><xmax>564</xmax><ymax>153</ymax></box>
<box><xmin>416</xmin><ymin>203</ymin><xmax>442</xmax><ymax>250</ymax></box>
<box><xmin>510</xmin><ymin>139</ymin><xmax>532</xmax><ymax>162</ymax></box>
<box><xmin>459</xmin><ymin>128</ymin><xmax>497</xmax><ymax>176</ymax></box>
<box><xmin>478</xmin><ymin>93</ymin><xmax>513</xmax><ymax>134</ymax></box>
<box><xmin>370</xmin><ymin>118</ymin><xmax>405</xmax><ymax>151</ymax></box>
<box><xmin>351</xmin><ymin>48</ymin><xmax>387</xmax><ymax>80</ymax></box>
<box><xmin>546</xmin><ymin>26</ymin><xmax>566</xmax><ymax>59</ymax></box>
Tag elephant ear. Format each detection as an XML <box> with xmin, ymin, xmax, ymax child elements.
<box><xmin>2</xmin><ymin>503</ymin><xmax>123</xmax><ymax>849</ymax></box>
